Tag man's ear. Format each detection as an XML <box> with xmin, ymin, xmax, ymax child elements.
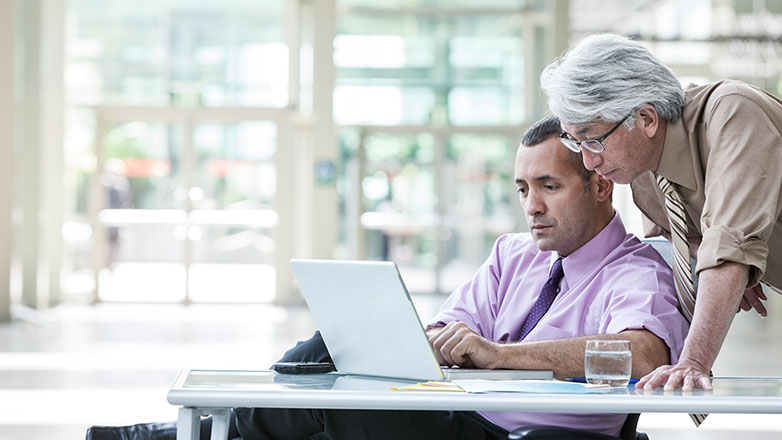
<box><xmin>592</xmin><ymin>173</ymin><xmax>613</xmax><ymax>202</ymax></box>
<box><xmin>636</xmin><ymin>105</ymin><xmax>659</xmax><ymax>138</ymax></box>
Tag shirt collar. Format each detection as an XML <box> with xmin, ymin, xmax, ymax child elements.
<box><xmin>655</xmin><ymin>88</ymin><xmax>698</xmax><ymax>191</ymax></box>
<box><xmin>553</xmin><ymin>211</ymin><xmax>627</xmax><ymax>286</ymax></box>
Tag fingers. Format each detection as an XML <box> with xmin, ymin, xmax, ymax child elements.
<box><xmin>681</xmin><ymin>374</ymin><xmax>695</xmax><ymax>392</ymax></box>
<box><xmin>636</xmin><ymin>364</ymin><xmax>712</xmax><ymax>392</ymax></box>
<box><xmin>451</xmin><ymin>339</ymin><xmax>478</xmax><ymax>368</ymax></box>
<box><xmin>664</xmin><ymin>369</ymin><xmax>684</xmax><ymax>391</ymax></box>
<box><xmin>429</xmin><ymin>322</ymin><xmax>458</xmax><ymax>366</ymax></box>
<box><xmin>738</xmin><ymin>296</ymin><xmax>751</xmax><ymax>313</ymax></box>
<box><xmin>637</xmin><ymin>366</ymin><xmax>671</xmax><ymax>390</ymax></box>
<box><xmin>749</xmin><ymin>293</ymin><xmax>768</xmax><ymax>317</ymax></box>
<box><xmin>742</xmin><ymin>285</ymin><xmax>768</xmax><ymax>317</ymax></box>
<box><xmin>635</xmin><ymin>373</ymin><xmax>651</xmax><ymax>389</ymax></box>
<box><xmin>429</xmin><ymin>322</ymin><xmax>476</xmax><ymax>367</ymax></box>
<box><xmin>681</xmin><ymin>372</ymin><xmax>712</xmax><ymax>392</ymax></box>
<box><xmin>752</xmin><ymin>299</ymin><xmax>768</xmax><ymax>317</ymax></box>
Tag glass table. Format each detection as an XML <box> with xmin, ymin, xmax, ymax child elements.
<box><xmin>168</xmin><ymin>370</ymin><xmax>782</xmax><ymax>440</ymax></box>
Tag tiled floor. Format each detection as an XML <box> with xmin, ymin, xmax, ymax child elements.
<box><xmin>1</xmin><ymin>292</ymin><xmax>781</xmax><ymax>440</ymax></box>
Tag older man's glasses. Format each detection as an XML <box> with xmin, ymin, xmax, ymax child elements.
<box><xmin>558</xmin><ymin>114</ymin><xmax>631</xmax><ymax>154</ymax></box>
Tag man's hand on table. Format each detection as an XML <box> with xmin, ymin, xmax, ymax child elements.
<box><xmin>636</xmin><ymin>359</ymin><xmax>712</xmax><ymax>392</ymax></box>
<box><xmin>428</xmin><ymin>321</ymin><xmax>500</xmax><ymax>369</ymax></box>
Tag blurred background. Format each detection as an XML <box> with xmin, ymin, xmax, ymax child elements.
<box><xmin>1</xmin><ymin>0</ymin><xmax>782</xmax><ymax>439</ymax></box>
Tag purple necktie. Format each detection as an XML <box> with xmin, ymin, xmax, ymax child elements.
<box><xmin>518</xmin><ymin>258</ymin><xmax>564</xmax><ymax>341</ymax></box>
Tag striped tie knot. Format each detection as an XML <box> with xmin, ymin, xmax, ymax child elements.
<box><xmin>655</xmin><ymin>174</ymin><xmax>675</xmax><ymax>195</ymax></box>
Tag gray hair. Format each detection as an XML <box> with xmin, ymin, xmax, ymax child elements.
<box><xmin>540</xmin><ymin>33</ymin><xmax>685</xmax><ymax>128</ymax></box>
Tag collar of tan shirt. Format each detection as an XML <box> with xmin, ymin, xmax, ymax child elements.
<box><xmin>655</xmin><ymin>111</ymin><xmax>698</xmax><ymax>192</ymax></box>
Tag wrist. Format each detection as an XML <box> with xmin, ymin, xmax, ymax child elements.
<box><xmin>677</xmin><ymin>349</ymin><xmax>712</xmax><ymax>372</ymax></box>
<box><xmin>485</xmin><ymin>341</ymin><xmax>505</xmax><ymax>369</ymax></box>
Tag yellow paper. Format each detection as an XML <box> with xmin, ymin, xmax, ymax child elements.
<box><xmin>391</xmin><ymin>381</ymin><xmax>465</xmax><ymax>392</ymax></box>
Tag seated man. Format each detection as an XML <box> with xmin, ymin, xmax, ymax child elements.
<box><xmin>88</xmin><ymin>116</ymin><xmax>687</xmax><ymax>440</ymax></box>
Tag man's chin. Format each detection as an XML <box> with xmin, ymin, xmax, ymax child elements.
<box><xmin>608</xmin><ymin>170</ymin><xmax>641</xmax><ymax>185</ymax></box>
<box><xmin>611</xmin><ymin>175</ymin><xmax>633</xmax><ymax>184</ymax></box>
<box><xmin>531</xmin><ymin>237</ymin><xmax>555</xmax><ymax>252</ymax></box>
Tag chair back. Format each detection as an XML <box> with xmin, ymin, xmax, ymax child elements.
<box><xmin>643</xmin><ymin>238</ymin><xmax>673</xmax><ymax>268</ymax></box>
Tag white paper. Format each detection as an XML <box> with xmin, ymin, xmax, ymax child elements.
<box><xmin>452</xmin><ymin>379</ymin><xmax>611</xmax><ymax>394</ymax></box>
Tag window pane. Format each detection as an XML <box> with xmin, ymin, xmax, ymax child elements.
<box><xmin>67</xmin><ymin>0</ymin><xmax>286</xmax><ymax>106</ymax></box>
<box><xmin>188</xmin><ymin>227</ymin><xmax>276</xmax><ymax>303</ymax></box>
<box><xmin>98</xmin><ymin>224</ymin><xmax>186</xmax><ymax>302</ymax></box>
<box><xmin>440</xmin><ymin>134</ymin><xmax>519</xmax><ymax>292</ymax></box>
<box><xmin>335</xmin><ymin>12</ymin><xmax>524</xmax><ymax>126</ymax></box>
<box><xmin>339</xmin><ymin>0</ymin><xmax>528</xmax><ymax>8</ymax></box>
<box><xmin>189</xmin><ymin>121</ymin><xmax>279</xmax><ymax>302</ymax></box>
<box><xmin>103</xmin><ymin>122</ymin><xmax>183</xmax><ymax>210</ymax></box>
<box><xmin>193</xmin><ymin>122</ymin><xmax>277</xmax><ymax>209</ymax></box>
<box><xmin>357</xmin><ymin>133</ymin><xmax>437</xmax><ymax>292</ymax></box>
<box><xmin>334</xmin><ymin>86</ymin><xmax>436</xmax><ymax>125</ymax></box>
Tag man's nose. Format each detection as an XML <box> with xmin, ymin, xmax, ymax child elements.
<box><xmin>581</xmin><ymin>149</ymin><xmax>602</xmax><ymax>171</ymax></box>
<box><xmin>525</xmin><ymin>191</ymin><xmax>545</xmax><ymax>217</ymax></box>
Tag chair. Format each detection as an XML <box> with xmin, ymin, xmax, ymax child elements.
<box><xmin>643</xmin><ymin>238</ymin><xmax>673</xmax><ymax>267</ymax></box>
<box><xmin>644</xmin><ymin>238</ymin><xmax>698</xmax><ymax>291</ymax></box>
<box><xmin>507</xmin><ymin>413</ymin><xmax>648</xmax><ymax>440</ymax></box>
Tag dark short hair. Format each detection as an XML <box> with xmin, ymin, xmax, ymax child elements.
<box><xmin>521</xmin><ymin>115</ymin><xmax>562</xmax><ymax>147</ymax></box>
<box><xmin>521</xmin><ymin>115</ymin><xmax>594</xmax><ymax>185</ymax></box>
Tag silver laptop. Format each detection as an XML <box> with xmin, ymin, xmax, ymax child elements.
<box><xmin>291</xmin><ymin>259</ymin><xmax>553</xmax><ymax>382</ymax></box>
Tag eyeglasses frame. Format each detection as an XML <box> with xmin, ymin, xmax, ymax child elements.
<box><xmin>558</xmin><ymin>113</ymin><xmax>632</xmax><ymax>154</ymax></box>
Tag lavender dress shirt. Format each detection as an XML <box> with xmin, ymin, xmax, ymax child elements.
<box><xmin>428</xmin><ymin>213</ymin><xmax>688</xmax><ymax>436</ymax></box>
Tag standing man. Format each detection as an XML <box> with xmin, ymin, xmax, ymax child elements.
<box><xmin>540</xmin><ymin>33</ymin><xmax>782</xmax><ymax>392</ymax></box>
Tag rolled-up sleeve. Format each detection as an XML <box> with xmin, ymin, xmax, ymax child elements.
<box><xmin>599</xmin><ymin>266</ymin><xmax>688</xmax><ymax>364</ymax></box>
<box><xmin>696</xmin><ymin>91</ymin><xmax>782</xmax><ymax>286</ymax></box>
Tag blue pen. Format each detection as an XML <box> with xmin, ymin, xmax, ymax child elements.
<box><xmin>564</xmin><ymin>377</ymin><xmax>638</xmax><ymax>385</ymax></box>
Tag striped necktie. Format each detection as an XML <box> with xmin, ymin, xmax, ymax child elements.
<box><xmin>655</xmin><ymin>174</ymin><xmax>696</xmax><ymax>323</ymax></box>
<box><xmin>656</xmin><ymin>174</ymin><xmax>708</xmax><ymax>427</ymax></box>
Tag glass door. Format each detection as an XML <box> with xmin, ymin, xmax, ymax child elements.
<box><xmin>96</xmin><ymin>120</ymin><xmax>187</xmax><ymax>302</ymax></box>
<box><xmin>187</xmin><ymin>121</ymin><xmax>278</xmax><ymax>302</ymax></box>
<box><xmin>93</xmin><ymin>111</ymin><xmax>284</xmax><ymax>303</ymax></box>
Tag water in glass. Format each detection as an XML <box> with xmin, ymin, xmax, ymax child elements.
<box><xmin>584</xmin><ymin>340</ymin><xmax>632</xmax><ymax>387</ymax></box>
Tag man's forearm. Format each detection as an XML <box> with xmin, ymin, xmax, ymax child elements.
<box><xmin>491</xmin><ymin>330</ymin><xmax>669</xmax><ymax>379</ymax></box>
<box><xmin>678</xmin><ymin>262</ymin><xmax>748</xmax><ymax>371</ymax></box>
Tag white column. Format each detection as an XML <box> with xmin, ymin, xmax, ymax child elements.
<box><xmin>0</xmin><ymin>0</ymin><xmax>15</xmax><ymax>321</ymax></box>
<box><xmin>39</xmin><ymin>0</ymin><xmax>65</xmax><ymax>306</ymax></box>
<box><xmin>90</xmin><ymin>115</ymin><xmax>107</xmax><ymax>303</ymax></box>
<box><xmin>19</xmin><ymin>0</ymin><xmax>41</xmax><ymax>308</ymax></box>
<box><xmin>550</xmin><ymin>0</ymin><xmax>569</xmax><ymax>57</ymax></box>
<box><xmin>272</xmin><ymin>0</ymin><xmax>303</xmax><ymax>304</ymax></box>
<box><xmin>310</xmin><ymin>0</ymin><xmax>338</xmax><ymax>260</ymax></box>
<box><xmin>182</xmin><ymin>118</ymin><xmax>194</xmax><ymax>304</ymax></box>
<box><xmin>16</xmin><ymin>0</ymin><xmax>65</xmax><ymax>309</ymax></box>
<box><xmin>274</xmin><ymin>120</ymin><xmax>295</xmax><ymax>303</ymax></box>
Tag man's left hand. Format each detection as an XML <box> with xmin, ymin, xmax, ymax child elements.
<box><xmin>635</xmin><ymin>360</ymin><xmax>712</xmax><ymax>391</ymax></box>
<box><xmin>428</xmin><ymin>321</ymin><xmax>500</xmax><ymax>369</ymax></box>
<box><xmin>737</xmin><ymin>284</ymin><xmax>767</xmax><ymax>316</ymax></box>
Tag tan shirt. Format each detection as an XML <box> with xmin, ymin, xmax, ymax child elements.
<box><xmin>631</xmin><ymin>80</ymin><xmax>782</xmax><ymax>290</ymax></box>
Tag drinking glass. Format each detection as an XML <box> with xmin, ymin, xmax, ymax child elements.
<box><xmin>584</xmin><ymin>340</ymin><xmax>632</xmax><ymax>387</ymax></box>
